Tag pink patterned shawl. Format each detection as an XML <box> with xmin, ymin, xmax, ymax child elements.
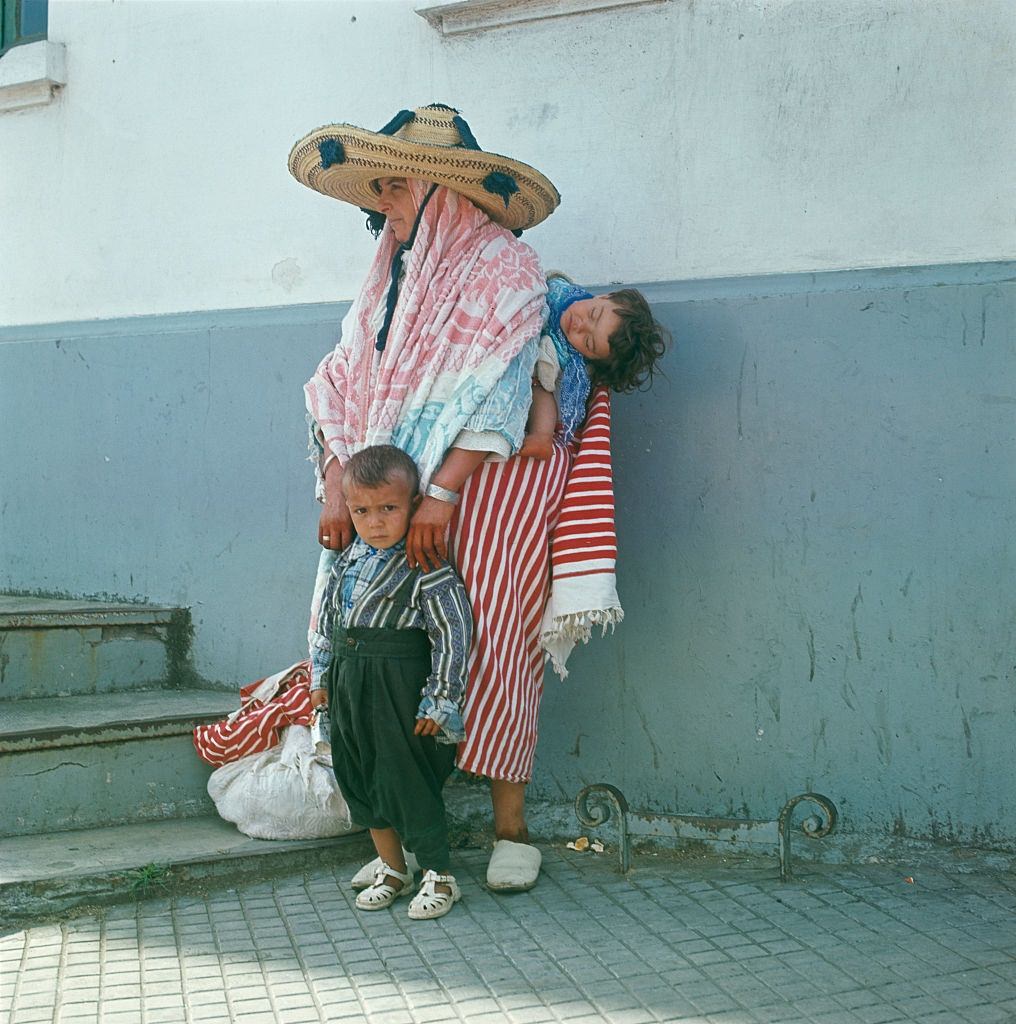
<box><xmin>305</xmin><ymin>181</ymin><xmax>547</xmax><ymax>489</ymax></box>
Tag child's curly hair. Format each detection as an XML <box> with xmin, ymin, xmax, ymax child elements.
<box><xmin>589</xmin><ymin>289</ymin><xmax>670</xmax><ymax>393</ymax></box>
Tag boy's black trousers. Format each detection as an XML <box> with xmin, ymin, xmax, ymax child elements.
<box><xmin>327</xmin><ymin>625</ymin><xmax>456</xmax><ymax>871</ymax></box>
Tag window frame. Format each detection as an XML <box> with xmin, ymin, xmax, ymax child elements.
<box><xmin>0</xmin><ymin>0</ymin><xmax>48</xmax><ymax>58</ymax></box>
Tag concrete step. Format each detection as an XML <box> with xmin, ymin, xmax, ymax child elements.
<box><xmin>0</xmin><ymin>689</ymin><xmax>236</xmax><ymax>837</ymax></box>
<box><xmin>0</xmin><ymin>595</ymin><xmax>188</xmax><ymax>700</ymax></box>
<box><xmin>0</xmin><ymin>815</ymin><xmax>372</xmax><ymax>922</ymax></box>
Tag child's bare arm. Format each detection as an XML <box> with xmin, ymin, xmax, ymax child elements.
<box><xmin>519</xmin><ymin>383</ymin><xmax>557</xmax><ymax>460</ymax></box>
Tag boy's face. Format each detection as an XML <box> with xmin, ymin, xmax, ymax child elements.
<box><xmin>560</xmin><ymin>296</ymin><xmax>622</xmax><ymax>362</ymax></box>
<box><xmin>343</xmin><ymin>474</ymin><xmax>419</xmax><ymax>550</ymax></box>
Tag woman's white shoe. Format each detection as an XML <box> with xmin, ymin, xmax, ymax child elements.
<box><xmin>486</xmin><ymin>839</ymin><xmax>541</xmax><ymax>891</ymax></box>
<box><xmin>408</xmin><ymin>870</ymin><xmax>460</xmax><ymax>920</ymax></box>
<box><xmin>354</xmin><ymin>861</ymin><xmax>413</xmax><ymax>911</ymax></box>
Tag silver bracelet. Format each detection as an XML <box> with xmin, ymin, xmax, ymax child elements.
<box><xmin>425</xmin><ymin>483</ymin><xmax>460</xmax><ymax>505</ymax></box>
<box><xmin>322</xmin><ymin>452</ymin><xmax>338</xmax><ymax>475</ymax></box>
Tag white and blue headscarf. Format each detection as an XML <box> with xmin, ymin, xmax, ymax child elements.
<box><xmin>545</xmin><ymin>275</ymin><xmax>594</xmax><ymax>443</ymax></box>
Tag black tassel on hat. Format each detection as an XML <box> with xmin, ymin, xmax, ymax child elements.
<box><xmin>378</xmin><ymin>109</ymin><xmax>415</xmax><ymax>136</ymax></box>
<box><xmin>362</xmin><ymin>209</ymin><xmax>386</xmax><ymax>239</ymax></box>
<box><xmin>482</xmin><ymin>171</ymin><xmax>520</xmax><ymax>209</ymax></box>
<box><xmin>318</xmin><ymin>139</ymin><xmax>345</xmax><ymax>168</ymax></box>
<box><xmin>452</xmin><ymin>115</ymin><xmax>480</xmax><ymax>150</ymax></box>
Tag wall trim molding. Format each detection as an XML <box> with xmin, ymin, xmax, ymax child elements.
<box><xmin>3</xmin><ymin>261</ymin><xmax>1013</xmax><ymax>342</ymax></box>
<box><xmin>415</xmin><ymin>0</ymin><xmax>666</xmax><ymax>35</ymax></box>
<box><xmin>619</xmin><ymin>260</ymin><xmax>1016</xmax><ymax>306</ymax></box>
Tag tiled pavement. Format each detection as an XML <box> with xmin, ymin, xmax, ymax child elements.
<box><xmin>1</xmin><ymin>845</ymin><xmax>1015</xmax><ymax>1024</ymax></box>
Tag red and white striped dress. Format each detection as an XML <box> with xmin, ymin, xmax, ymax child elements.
<box><xmin>451</xmin><ymin>444</ymin><xmax>570</xmax><ymax>783</ymax></box>
<box><xmin>452</xmin><ymin>389</ymin><xmax>617</xmax><ymax>783</ymax></box>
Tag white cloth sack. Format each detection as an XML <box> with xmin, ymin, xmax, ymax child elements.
<box><xmin>207</xmin><ymin>724</ymin><xmax>362</xmax><ymax>840</ymax></box>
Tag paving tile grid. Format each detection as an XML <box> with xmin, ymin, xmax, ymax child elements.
<box><xmin>1</xmin><ymin>846</ymin><xmax>1015</xmax><ymax>1024</ymax></box>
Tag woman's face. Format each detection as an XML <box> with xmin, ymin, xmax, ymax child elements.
<box><xmin>374</xmin><ymin>177</ymin><xmax>419</xmax><ymax>243</ymax></box>
<box><xmin>561</xmin><ymin>296</ymin><xmax>621</xmax><ymax>361</ymax></box>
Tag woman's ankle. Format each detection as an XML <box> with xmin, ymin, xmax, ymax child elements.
<box><xmin>494</xmin><ymin>825</ymin><xmax>530</xmax><ymax>844</ymax></box>
<box><xmin>490</xmin><ymin>779</ymin><xmax>529</xmax><ymax>843</ymax></box>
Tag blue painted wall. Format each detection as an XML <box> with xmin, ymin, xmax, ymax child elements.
<box><xmin>3</xmin><ymin>263</ymin><xmax>1013</xmax><ymax>849</ymax></box>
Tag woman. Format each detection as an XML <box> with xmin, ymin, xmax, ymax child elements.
<box><xmin>290</xmin><ymin>104</ymin><xmax>621</xmax><ymax>891</ymax></box>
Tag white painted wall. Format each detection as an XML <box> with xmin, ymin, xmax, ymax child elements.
<box><xmin>1</xmin><ymin>0</ymin><xmax>1013</xmax><ymax>325</ymax></box>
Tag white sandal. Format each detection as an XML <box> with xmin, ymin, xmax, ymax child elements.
<box><xmin>354</xmin><ymin>861</ymin><xmax>413</xmax><ymax>911</ymax></box>
<box><xmin>351</xmin><ymin>850</ymin><xmax>420</xmax><ymax>891</ymax></box>
<box><xmin>408</xmin><ymin>870</ymin><xmax>461</xmax><ymax>920</ymax></box>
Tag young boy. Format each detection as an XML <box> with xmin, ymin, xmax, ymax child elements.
<box><xmin>308</xmin><ymin>445</ymin><xmax>471</xmax><ymax>921</ymax></box>
<box><xmin>520</xmin><ymin>275</ymin><xmax>670</xmax><ymax>459</ymax></box>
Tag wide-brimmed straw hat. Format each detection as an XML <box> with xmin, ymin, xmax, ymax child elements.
<box><xmin>288</xmin><ymin>103</ymin><xmax>560</xmax><ymax>232</ymax></box>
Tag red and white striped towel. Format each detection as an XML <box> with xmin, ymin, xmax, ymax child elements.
<box><xmin>541</xmin><ymin>386</ymin><xmax>624</xmax><ymax>677</ymax></box>
<box><xmin>193</xmin><ymin>661</ymin><xmax>313</xmax><ymax>767</ymax></box>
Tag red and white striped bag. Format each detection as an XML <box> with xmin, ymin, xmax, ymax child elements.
<box><xmin>193</xmin><ymin>661</ymin><xmax>313</xmax><ymax>767</ymax></box>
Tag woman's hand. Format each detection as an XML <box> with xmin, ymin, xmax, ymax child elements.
<box><xmin>310</xmin><ymin>689</ymin><xmax>328</xmax><ymax>710</ymax></box>
<box><xmin>414</xmin><ymin>717</ymin><xmax>441</xmax><ymax>737</ymax></box>
<box><xmin>319</xmin><ymin>456</ymin><xmax>353</xmax><ymax>550</ymax></box>
<box><xmin>319</xmin><ymin>500</ymin><xmax>353</xmax><ymax>550</ymax></box>
<box><xmin>407</xmin><ymin>496</ymin><xmax>455</xmax><ymax>572</ymax></box>
<box><xmin>406</xmin><ymin>446</ymin><xmax>487</xmax><ymax>569</ymax></box>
